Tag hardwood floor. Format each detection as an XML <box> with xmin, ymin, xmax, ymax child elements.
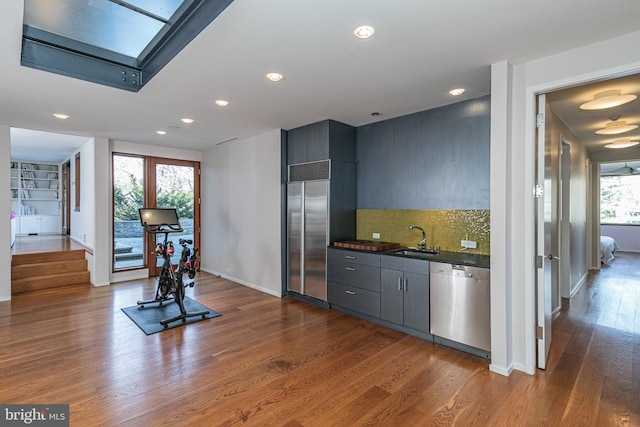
<box><xmin>11</xmin><ymin>234</ymin><xmax>86</xmax><ymax>255</ymax></box>
<box><xmin>1</xmin><ymin>251</ymin><xmax>638</xmax><ymax>426</ymax></box>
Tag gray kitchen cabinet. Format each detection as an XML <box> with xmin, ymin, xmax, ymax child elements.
<box><xmin>380</xmin><ymin>256</ymin><xmax>429</xmax><ymax>333</ymax></box>
<box><xmin>327</xmin><ymin>247</ymin><xmax>381</xmax><ymax>317</ymax></box>
<box><xmin>287</xmin><ymin>120</ymin><xmax>356</xmax><ymax>165</ymax></box>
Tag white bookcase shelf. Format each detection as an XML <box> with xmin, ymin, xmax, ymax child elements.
<box><xmin>10</xmin><ymin>161</ymin><xmax>62</xmax><ymax>235</ymax></box>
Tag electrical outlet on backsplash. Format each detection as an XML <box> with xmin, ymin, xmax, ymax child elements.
<box><xmin>356</xmin><ymin>209</ymin><xmax>490</xmax><ymax>255</ymax></box>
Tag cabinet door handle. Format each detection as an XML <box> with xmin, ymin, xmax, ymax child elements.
<box><xmin>397</xmin><ymin>277</ymin><xmax>402</xmax><ymax>291</ymax></box>
<box><xmin>344</xmin><ymin>267</ymin><xmax>357</xmax><ymax>272</ymax></box>
<box><xmin>404</xmin><ymin>277</ymin><xmax>408</xmax><ymax>292</ymax></box>
<box><xmin>344</xmin><ymin>255</ymin><xmax>357</xmax><ymax>260</ymax></box>
<box><xmin>344</xmin><ymin>290</ymin><xmax>357</xmax><ymax>295</ymax></box>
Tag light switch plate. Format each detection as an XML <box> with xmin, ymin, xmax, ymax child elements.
<box><xmin>372</xmin><ymin>232</ymin><xmax>380</xmax><ymax>239</ymax></box>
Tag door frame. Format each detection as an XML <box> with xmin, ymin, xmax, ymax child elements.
<box><xmin>522</xmin><ymin>65</ymin><xmax>640</xmax><ymax>374</ymax></box>
<box><xmin>146</xmin><ymin>157</ymin><xmax>201</xmax><ymax>277</ymax></box>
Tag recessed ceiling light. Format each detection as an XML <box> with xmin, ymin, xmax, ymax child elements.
<box><xmin>266</xmin><ymin>72</ymin><xmax>284</xmax><ymax>82</ymax></box>
<box><xmin>580</xmin><ymin>90</ymin><xmax>637</xmax><ymax>110</ymax></box>
<box><xmin>354</xmin><ymin>25</ymin><xmax>375</xmax><ymax>39</ymax></box>
<box><xmin>449</xmin><ymin>88</ymin><xmax>465</xmax><ymax>96</ymax></box>
<box><xmin>595</xmin><ymin>119</ymin><xmax>638</xmax><ymax>135</ymax></box>
<box><xmin>53</xmin><ymin>113</ymin><xmax>69</xmax><ymax>120</ymax></box>
<box><xmin>604</xmin><ymin>138</ymin><xmax>640</xmax><ymax>149</ymax></box>
<box><xmin>371</xmin><ymin>112</ymin><xmax>381</xmax><ymax>117</ymax></box>
<box><xmin>156</xmin><ymin>130</ymin><xmax>167</xmax><ymax>135</ymax></box>
<box><xmin>215</xmin><ymin>99</ymin><xmax>230</xmax><ymax>107</ymax></box>
<box><xmin>181</xmin><ymin>118</ymin><xmax>194</xmax><ymax>124</ymax></box>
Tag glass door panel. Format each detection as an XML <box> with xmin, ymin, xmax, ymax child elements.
<box><xmin>113</xmin><ymin>155</ymin><xmax>145</xmax><ymax>270</ymax></box>
<box><xmin>148</xmin><ymin>158</ymin><xmax>200</xmax><ymax>275</ymax></box>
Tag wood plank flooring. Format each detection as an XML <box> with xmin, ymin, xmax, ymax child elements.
<box><xmin>1</xmin><ymin>250</ymin><xmax>638</xmax><ymax>426</ymax></box>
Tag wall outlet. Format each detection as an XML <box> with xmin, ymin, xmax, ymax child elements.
<box><xmin>372</xmin><ymin>232</ymin><xmax>380</xmax><ymax>239</ymax></box>
<box><xmin>461</xmin><ymin>239</ymin><xmax>477</xmax><ymax>249</ymax></box>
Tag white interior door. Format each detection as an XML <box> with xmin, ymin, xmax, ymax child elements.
<box><xmin>536</xmin><ymin>94</ymin><xmax>560</xmax><ymax>369</ymax></box>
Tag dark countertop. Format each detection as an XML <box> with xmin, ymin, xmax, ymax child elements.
<box><xmin>329</xmin><ymin>245</ymin><xmax>490</xmax><ymax>269</ymax></box>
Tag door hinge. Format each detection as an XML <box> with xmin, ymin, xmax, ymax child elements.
<box><xmin>536</xmin><ymin>255</ymin><xmax>543</xmax><ymax>269</ymax></box>
<box><xmin>533</xmin><ymin>184</ymin><xmax>544</xmax><ymax>198</ymax></box>
<box><xmin>536</xmin><ymin>325</ymin><xmax>543</xmax><ymax>340</ymax></box>
<box><xmin>536</xmin><ymin>113</ymin><xmax>544</xmax><ymax>128</ymax></box>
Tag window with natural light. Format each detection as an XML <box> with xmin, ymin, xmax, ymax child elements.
<box><xmin>600</xmin><ymin>174</ymin><xmax>640</xmax><ymax>224</ymax></box>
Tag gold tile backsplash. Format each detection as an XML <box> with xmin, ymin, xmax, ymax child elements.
<box><xmin>356</xmin><ymin>209</ymin><xmax>490</xmax><ymax>255</ymax></box>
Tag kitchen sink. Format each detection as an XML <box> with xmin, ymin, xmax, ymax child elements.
<box><xmin>391</xmin><ymin>248</ymin><xmax>439</xmax><ymax>259</ymax></box>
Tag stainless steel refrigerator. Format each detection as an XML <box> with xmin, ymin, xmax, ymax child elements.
<box><xmin>287</xmin><ymin>179</ymin><xmax>329</xmax><ymax>301</ymax></box>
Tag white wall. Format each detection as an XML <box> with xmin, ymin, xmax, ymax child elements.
<box><xmin>70</xmin><ymin>140</ymin><xmax>96</xmax><ymax>249</ymax></box>
<box><xmin>201</xmin><ymin>129</ymin><xmax>282</xmax><ymax>297</ymax></box>
<box><xmin>0</xmin><ymin>124</ymin><xmax>11</xmax><ymax>301</ymax></box>
<box><xmin>491</xmin><ymin>29</ymin><xmax>640</xmax><ymax>375</ymax></box>
<box><xmin>547</xmin><ymin>108</ymin><xmax>588</xmax><ymax>298</ymax></box>
<box><xmin>601</xmin><ymin>225</ymin><xmax>640</xmax><ymax>252</ymax></box>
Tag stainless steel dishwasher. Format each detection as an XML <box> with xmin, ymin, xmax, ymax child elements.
<box><xmin>430</xmin><ymin>262</ymin><xmax>490</xmax><ymax>352</ymax></box>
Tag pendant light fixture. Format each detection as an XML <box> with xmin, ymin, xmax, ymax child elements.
<box><xmin>604</xmin><ymin>138</ymin><xmax>640</xmax><ymax>149</ymax></box>
<box><xmin>595</xmin><ymin>116</ymin><xmax>638</xmax><ymax>135</ymax></box>
<box><xmin>580</xmin><ymin>90</ymin><xmax>637</xmax><ymax>110</ymax></box>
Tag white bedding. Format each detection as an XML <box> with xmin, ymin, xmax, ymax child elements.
<box><xmin>600</xmin><ymin>236</ymin><xmax>620</xmax><ymax>264</ymax></box>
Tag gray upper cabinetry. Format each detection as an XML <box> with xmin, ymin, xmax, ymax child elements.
<box><xmin>287</xmin><ymin>119</ymin><xmax>356</xmax><ymax>165</ymax></box>
<box><xmin>287</xmin><ymin>119</ymin><xmax>357</xmax><ymax>244</ymax></box>
<box><xmin>380</xmin><ymin>255</ymin><xmax>430</xmax><ymax>334</ymax></box>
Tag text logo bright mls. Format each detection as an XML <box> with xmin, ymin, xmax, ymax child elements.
<box><xmin>1</xmin><ymin>405</ymin><xmax>69</xmax><ymax>426</ymax></box>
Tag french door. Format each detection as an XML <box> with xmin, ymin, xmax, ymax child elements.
<box><xmin>147</xmin><ymin>157</ymin><xmax>200</xmax><ymax>277</ymax></box>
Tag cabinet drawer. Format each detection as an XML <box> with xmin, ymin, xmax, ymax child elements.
<box><xmin>328</xmin><ymin>282</ymin><xmax>380</xmax><ymax>317</ymax></box>
<box><xmin>328</xmin><ymin>248</ymin><xmax>380</xmax><ymax>267</ymax></box>
<box><xmin>327</xmin><ymin>260</ymin><xmax>380</xmax><ymax>292</ymax></box>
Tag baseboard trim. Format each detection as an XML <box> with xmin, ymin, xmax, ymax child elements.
<box><xmin>571</xmin><ymin>274</ymin><xmax>587</xmax><ymax>298</ymax></box>
<box><xmin>201</xmin><ymin>268</ymin><xmax>283</xmax><ymax>298</ymax></box>
<box><xmin>489</xmin><ymin>362</ymin><xmax>514</xmax><ymax>377</ymax></box>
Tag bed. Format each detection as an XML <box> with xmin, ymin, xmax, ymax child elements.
<box><xmin>600</xmin><ymin>235</ymin><xmax>620</xmax><ymax>264</ymax></box>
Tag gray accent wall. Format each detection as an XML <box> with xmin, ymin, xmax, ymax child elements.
<box><xmin>356</xmin><ymin>96</ymin><xmax>491</xmax><ymax>209</ymax></box>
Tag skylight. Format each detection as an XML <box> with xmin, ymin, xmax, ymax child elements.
<box><xmin>21</xmin><ymin>0</ymin><xmax>234</xmax><ymax>92</ymax></box>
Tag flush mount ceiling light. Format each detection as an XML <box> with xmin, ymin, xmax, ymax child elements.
<box><xmin>53</xmin><ymin>113</ymin><xmax>69</xmax><ymax>120</ymax></box>
<box><xmin>595</xmin><ymin>118</ymin><xmax>638</xmax><ymax>135</ymax></box>
<box><xmin>449</xmin><ymin>88</ymin><xmax>465</xmax><ymax>96</ymax></box>
<box><xmin>156</xmin><ymin>130</ymin><xmax>167</xmax><ymax>135</ymax></box>
<box><xmin>579</xmin><ymin>90</ymin><xmax>637</xmax><ymax>110</ymax></box>
<box><xmin>266</xmin><ymin>72</ymin><xmax>284</xmax><ymax>82</ymax></box>
<box><xmin>215</xmin><ymin>99</ymin><xmax>230</xmax><ymax>107</ymax></box>
<box><xmin>181</xmin><ymin>118</ymin><xmax>194</xmax><ymax>124</ymax></box>
<box><xmin>604</xmin><ymin>138</ymin><xmax>640</xmax><ymax>149</ymax></box>
<box><xmin>354</xmin><ymin>25</ymin><xmax>375</xmax><ymax>39</ymax></box>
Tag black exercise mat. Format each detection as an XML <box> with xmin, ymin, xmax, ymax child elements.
<box><xmin>121</xmin><ymin>296</ymin><xmax>221</xmax><ymax>335</ymax></box>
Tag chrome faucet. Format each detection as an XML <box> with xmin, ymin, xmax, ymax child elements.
<box><xmin>408</xmin><ymin>225</ymin><xmax>427</xmax><ymax>250</ymax></box>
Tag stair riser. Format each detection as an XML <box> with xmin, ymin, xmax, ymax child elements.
<box><xmin>12</xmin><ymin>260</ymin><xmax>88</xmax><ymax>279</ymax></box>
<box><xmin>12</xmin><ymin>249</ymin><xmax>86</xmax><ymax>266</ymax></box>
<box><xmin>12</xmin><ymin>272</ymin><xmax>91</xmax><ymax>294</ymax></box>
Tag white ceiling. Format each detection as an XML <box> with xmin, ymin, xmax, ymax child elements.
<box><xmin>3</xmin><ymin>0</ymin><xmax>640</xmax><ymax>157</ymax></box>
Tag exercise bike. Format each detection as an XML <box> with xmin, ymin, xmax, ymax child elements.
<box><xmin>137</xmin><ymin>208</ymin><xmax>209</xmax><ymax>328</ymax></box>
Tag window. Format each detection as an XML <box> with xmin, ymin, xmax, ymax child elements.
<box><xmin>113</xmin><ymin>154</ymin><xmax>145</xmax><ymax>270</ymax></box>
<box><xmin>21</xmin><ymin>0</ymin><xmax>235</xmax><ymax>92</ymax></box>
<box><xmin>600</xmin><ymin>174</ymin><xmax>640</xmax><ymax>224</ymax></box>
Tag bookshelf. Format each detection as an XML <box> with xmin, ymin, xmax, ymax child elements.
<box><xmin>10</xmin><ymin>161</ymin><xmax>62</xmax><ymax>235</ymax></box>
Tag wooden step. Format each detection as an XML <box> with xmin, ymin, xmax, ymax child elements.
<box><xmin>12</xmin><ymin>249</ymin><xmax>86</xmax><ymax>266</ymax></box>
<box><xmin>11</xmin><ymin>258</ymin><xmax>88</xmax><ymax>279</ymax></box>
<box><xmin>12</xmin><ymin>271</ymin><xmax>91</xmax><ymax>294</ymax></box>
<box><xmin>11</xmin><ymin>249</ymin><xmax>90</xmax><ymax>294</ymax></box>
